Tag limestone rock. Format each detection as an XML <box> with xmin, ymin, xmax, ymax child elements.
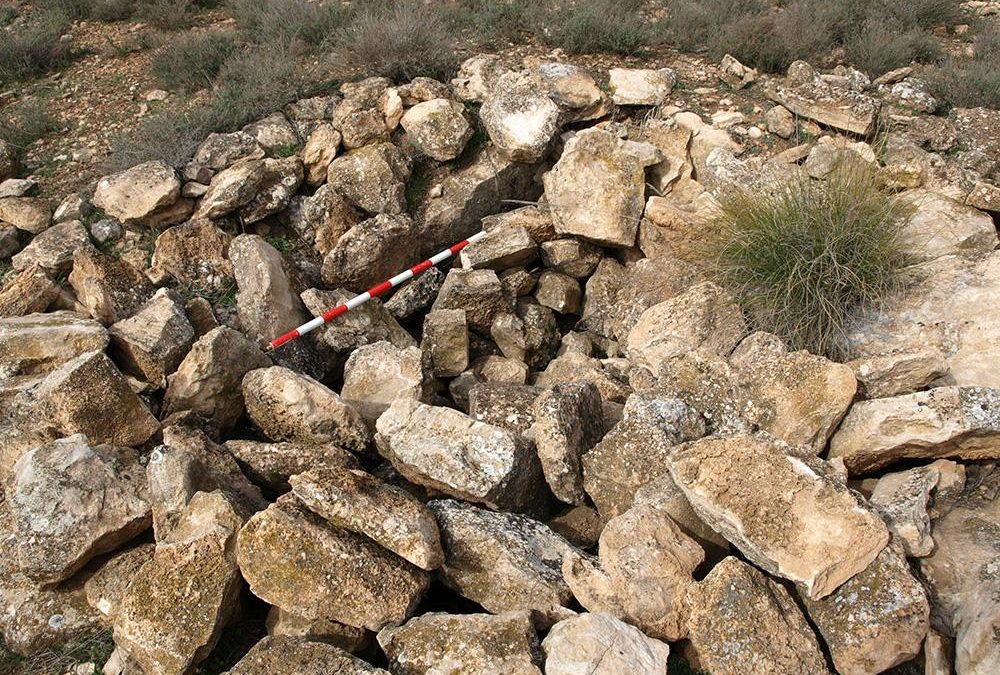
<box><xmin>327</xmin><ymin>143</ymin><xmax>410</xmax><ymax>215</ymax></box>
<box><xmin>539</xmin><ymin>238</ymin><xmax>601</xmax><ymax>278</ymax></box>
<box><xmin>0</xmin><ymin>311</ymin><xmax>108</xmax><ymax>378</ymax></box>
<box><xmin>109</xmin><ymin>288</ymin><xmax>195</xmax><ymax>387</ymax></box>
<box><xmin>0</xmin><ymin>196</ymin><xmax>51</xmax><ymax>234</ymax></box>
<box><xmin>870</xmin><ymin>464</ymin><xmax>941</xmax><ymax>556</ymax></box>
<box><xmin>302</xmin><ymin>123</ymin><xmax>341</xmax><ymax>186</ymax></box>
<box><xmin>543</xmin><ymin>128</ymin><xmax>662</xmax><ymax>247</ymax></box>
<box><xmin>341</xmin><ymin>341</ymin><xmax>426</xmax><ymax>424</ymax></box>
<box><xmin>490</xmin><ymin>299</ymin><xmax>560</xmax><ymax>369</ymax></box>
<box><xmin>422</xmin><ymin>308</ymin><xmax>469</xmax><ymax>378</ymax></box>
<box><xmin>194</xmin><ymin>158</ymin><xmax>266</xmax><ymax>220</ymax></box>
<box><xmin>667</xmin><ymin>434</ymin><xmax>889</xmax><ymax>599</ymax></box>
<box><xmin>766</xmin><ymin>62</ymin><xmax>881</xmax><ymax>136</ymax></box>
<box><xmin>321</xmin><ymin>214</ymin><xmax>420</xmax><ymax>292</ymax></box>
<box><xmin>531</xmin><ymin>382</ymin><xmax>605</xmax><ymax>504</ymax></box>
<box><xmin>482</xmin><ymin>205</ymin><xmax>557</xmax><ymax>245</ymax></box>
<box><xmin>452</xmin><ymin>54</ymin><xmax>512</xmax><ymax>102</ymax></box>
<box><xmin>632</xmin><ymin>472</ymin><xmax>729</xmax><ymax>559</ymax></box>
<box><xmin>162</xmin><ymin>326</ymin><xmax>271</xmax><ymax>431</ymax></box>
<box><xmin>626</xmin><ymin>282</ymin><xmax>746</xmax><ymax>375</ymax></box>
<box><xmin>608</xmin><ymin>68</ymin><xmax>676</xmax><ymax>105</ymax></box>
<box><xmin>400</xmin><ymin>98</ymin><xmax>472</xmax><ymax>161</ymax></box>
<box><xmin>528</xmin><ymin>61</ymin><xmax>609</xmax><ymax>122</ymax></box>
<box><xmin>34</xmin><ymin>350</ymin><xmax>159</xmax><ymax>447</ymax></box>
<box><xmin>687</xmin><ymin>557</ymin><xmax>830</xmax><ymax>675</ymax></box>
<box><xmin>238</xmin><ymin>156</ymin><xmax>303</xmax><ymax>224</ymax></box>
<box><xmin>243</xmin><ymin>112</ymin><xmax>300</xmax><ymax>155</ymax></box>
<box><xmin>542</xmin><ymin>612</ymin><xmax>670</xmax><ymax>675</ymax></box>
<box><xmin>719</xmin><ymin>54</ymin><xmax>757</xmax><ymax>89</ymax></box>
<box><xmin>829</xmin><ymin>387</ymin><xmax>1000</xmax><ymax>474</ymax></box>
<box><xmin>563</xmin><ymin>504</ymin><xmax>703</xmax><ymax>641</ymax></box>
<box><xmin>11</xmin><ymin>220</ymin><xmax>91</xmax><ymax>274</ymax></box>
<box><xmin>147</xmin><ymin>219</ymin><xmax>233</xmax><ymax>291</ymax></box>
<box><xmin>431</xmin><ymin>268</ymin><xmax>513</xmax><ymax>334</ymax></box>
<box><xmin>467</xmin><ymin>382</ymin><xmax>540</xmax><ymax>435</ymax></box>
<box><xmin>803</xmin><ymin>545</ymin><xmax>929</xmax><ymax>675</ymax></box>
<box><xmin>848</xmin><ymin>348</ymin><xmax>949</xmax><ymax>399</ymax></box>
<box><xmin>84</xmin><ymin>543</ymin><xmax>154</xmax><ymax>620</ymax></box>
<box><xmin>378</xmin><ymin>612</ymin><xmax>541</xmax><ymax>675</ymax></box>
<box><xmin>537</xmin><ymin>351</ymin><xmax>631</xmax><ymax>405</ymax></box>
<box><xmin>290</xmin><ymin>468</ymin><xmax>443</xmax><ymax>570</ymax></box>
<box><xmin>458</xmin><ymin>224</ymin><xmax>537</xmax><ymax>271</ymax></box>
<box><xmin>481</xmin><ymin>72</ymin><xmax>561</xmax><ymax>162</ymax></box>
<box><xmin>237</xmin><ymin>495</ymin><xmax>429</xmax><ymax>631</ymax></box>
<box><xmin>243</xmin><ymin>366</ymin><xmax>371</xmax><ymax>454</ymax></box>
<box><xmin>230</xmin><ymin>234</ymin><xmax>309</xmax><ymax>348</ymax></box>
<box><xmin>376</xmin><ymin>398</ymin><xmax>544</xmax><ymax>513</ymax></box>
<box><xmin>429</xmin><ymin>499</ymin><xmax>579</xmax><ymax>619</ymax></box>
<box><xmin>192</xmin><ymin>131</ymin><xmax>263</xmax><ymax>171</ymax></box>
<box><xmin>534</xmin><ymin>271</ymin><xmax>581</xmax><ymax>314</ymax></box>
<box><xmin>384</xmin><ymin>267</ymin><xmax>443</xmax><ymax>321</ymax></box>
<box><xmin>114</xmin><ymin>492</ymin><xmax>245</xmax><ymax>675</ymax></box>
<box><xmin>226</xmin><ymin>636</ymin><xmax>386</xmax><ymax>675</ymax></box>
<box><xmin>284</xmin><ymin>184</ymin><xmax>359</xmax><ymax>257</ymax></box>
<box><xmin>264</xmin><ymin>608</ymin><xmax>368</xmax><ymax>653</ymax></box>
<box><xmin>9</xmin><ymin>434</ymin><xmax>149</xmax><ymax>584</ymax></box>
<box><xmin>69</xmin><ymin>248</ymin><xmax>154</xmax><ymax>325</ymax></box>
<box><xmin>898</xmin><ymin>189</ymin><xmax>998</xmax><ymax>262</ymax></box>
<box><xmin>302</xmin><ymin>288</ymin><xmax>414</xmax><ymax>353</ymax></box>
<box><xmin>92</xmin><ymin>161</ymin><xmax>181</xmax><ymax>224</ymax></box>
<box><xmin>224</xmin><ymin>439</ymin><xmax>359</xmax><ymax>492</ymax></box>
<box><xmin>765</xmin><ymin>104</ymin><xmax>796</xmax><ymax>138</ymax></box>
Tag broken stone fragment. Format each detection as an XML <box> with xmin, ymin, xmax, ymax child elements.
<box><xmin>563</xmin><ymin>504</ymin><xmax>703</xmax><ymax>641</ymax></box>
<box><xmin>608</xmin><ymin>67</ymin><xmax>677</xmax><ymax>105</ymax></box>
<box><xmin>667</xmin><ymin>433</ymin><xmax>889</xmax><ymax>599</ymax></box>
<box><xmin>243</xmin><ymin>366</ymin><xmax>371</xmax><ymax>454</ymax></box>
<box><xmin>375</xmin><ymin>398</ymin><xmax>544</xmax><ymax>514</ymax></box>
<box><xmin>431</xmin><ymin>268</ymin><xmax>513</xmax><ymax>334</ymax></box>
<box><xmin>632</xmin><ymin>472</ymin><xmax>728</xmax><ymax>560</ymax></box>
<box><xmin>92</xmin><ymin>160</ymin><xmax>181</xmax><ymax>224</ymax></box>
<box><xmin>147</xmin><ymin>218</ymin><xmax>233</xmax><ymax>290</ymax></box>
<box><xmin>265</xmin><ymin>607</ymin><xmax>368</xmax><ymax>653</ymax></box>
<box><xmin>546</xmin><ymin>505</ymin><xmax>603</xmax><ymax>548</ymax></box>
<box><xmin>429</xmin><ymin>499</ymin><xmax>579</xmax><ymax>620</ymax></box>
<box><xmin>322</xmin><ymin>214</ymin><xmax>420</xmax><ymax>292</ymax></box>
<box><xmin>542</xmin><ymin>612</ymin><xmax>671</xmax><ymax>675</ymax></box>
<box><xmin>481</xmin><ymin>71</ymin><xmax>561</xmax><ymax>162</ymax></box>
<box><xmin>452</xmin><ymin>54</ymin><xmax>512</xmax><ymax>102</ymax></box>
<box><xmin>194</xmin><ymin>157</ymin><xmax>266</xmax><ymax>220</ymax></box>
<box><xmin>378</xmin><ymin>612</ymin><xmax>541</xmax><ymax>675</ymax></box>
<box><xmin>290</xmin><ymin>467</ymin><xmax>443</xmax><ymax>570</ymax></box>
<box><xmin>400</xmin><ymin>98</ymin><xmax>472</xmax><ymax>161</ymax></box>
<box><xmin>491</xmin><ymin>299</ymin><xmax>560</xmax><ymax>369</ymax></box>
<box><xmin>870</xmin><ymin>464</ymin><xmax>941</xmax><ymax>557</ymax></box>
<box><xmin>0</xmin><ymin>196</ymin><xmax>52</xmax><ymax>234</ymax></box>
<box><xmin>384</xmin><ymin>266</ymin><xmax>443</xmax><ymax>321</ymax></box>
<box><xmin>302</xmin><ymin>288</ymin><xmax>414</xmax><ymax>353</ymax></box>
<box><xmin>422</xmin><ymin>308</ymin><xmax>469</xmax><ymax>378</ymax></box>
<box><xmin>534</xmin><ymin>270</ymin><xmax>582</xmax><ymax>314</ymax></box>
<box><xmin>531</xmin><ymin>382</ymin><xmax>605</xmax><ymax>505</ymax></box>
<box><xmin>341</xmin><ymin>341</ymin><xmax>426</xmax><ymax>424</ymax></box>
<box><xmin>458</xmin><ymin>223</ymin><xmax>537</xmax><ymax>271</ymax></box>
<box><xmin>686</xmin><ymin>557</ymin><xmax>830</xmax><ymax>675</ymax></box>
<box><xmin>239</xmin><ymin>156</ymin><xmax>304</xmax><ymax>224</ymax></box>
<box><xmin>897</xmin><ymin>189</ymin><xmax>998</xmax><ymax>263</ymax></box>
<box><xmin>11</xmin><ymin>220</ymin><xmax>91</xmax><ymax>275</ymax></box>
<box><xmin>0</xmin><ymin>265</ymin><xmax>60</xmax><ymax>318</ymax></box>
<box><xmin>69</xmin><ymin>247</ymin><xmax>154</xmax><ymax>326</ymax></box>
<box><xmin>766</xmin><ymin>61</ymin><xmax>881</xmax><ymax>136</ymax></box>
<box><xmin>327</xmin><ymin>142</ymin><xmax>410</xmax><ymax>215</ymax></box>
<box><xmin>829</xmin><ymin>386</ymin><xmax>1000</xmax><ymax>474</ymax></box>
<box><xmin>237</xmin><ymin>495</ymin><xmax>429</xmax><ymax>631</ymax></box>
<box><xmin>539</xmin><ymin>238</ymin><xmax>601</xmax><ymax>278</ymax></box>
<box><xmin>84</xmin><ymin>543</ymin><xmax>154</xmax><ymax>620</ymax></box>
<box><xmin>9</xmin><ymin>434</ymin><xmax>150</xmax><ymax>584</ymax></box>
<box><xmin>0</xmin><ymin>310</ymin><xmax>108</xmax><ymax>378</ymax></box>
<box><xmin>284</xmin><ymin>184</ymin><xmax>359</xmax><ymax>257</ymax></box>
<box><xmin>848</xmin><ymin>348</ymin><xmax>949</xmax><ymax>399</ymax></box>
<box><xmin>227</xmin><ymin>636</ymin><xmax>386</xmax><ymax>675</ymax></box>
<box><xmin>193</xmin><ymin>130</ymin><xmax>263</xmax><ymax>171</ymax></box>
<box><xmin>301</xmin><ymin>123</ymin><xmax>342</xmax><ymax>186</ymax></box>
<box><xmin>224</xmin><ymin>439</ymin><xmax>359</xmax><ymax>492</ymax></box>
<box><xmin>109</xmin><ymin>288</ymin><xmax>195</xmax><ymax>388</ymax></box>
<box><xmin>467</xmin><ymin>382</ymin><xmax>540</xmax><ymax>435</ymax></box>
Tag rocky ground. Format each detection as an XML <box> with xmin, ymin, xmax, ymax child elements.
<box><xmin>1</xmin><ymin>27</ymin><xmax>1000</xmax><ymax>675</ymax></box>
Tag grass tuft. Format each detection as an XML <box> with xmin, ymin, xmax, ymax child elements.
<box><xmin>0</xmin><ymin>10</ymin><xmax>73</xmax><ymax>83</ymax></box>
<box><xmin>151</xmin><ymin>31</ymin><xmax>237</xmax><ymax>92</ymax></box>
<box><xmin>228</xmin><ymin>0</ymin><xmax>350</xmax><ymax>49</ymax></box>
<box><xmin>0</xmin><ymin>99</ymin><xmax>58</xmax><ymax>159</ymax></box>
<box><xmin>924</xmin><ymin>28</ymin><xmax>1000</xmax><ymax>110</ymax></box>
<box><xmin>706</xmin><ymin>157</ymin><xmax>912</xmax><ymax>358</ymax></box>
<box><xmin>542</xmin><ymin>0</ymin><xmax>653</xmax><ymax>56</ymax></box>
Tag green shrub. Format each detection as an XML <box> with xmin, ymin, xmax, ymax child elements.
<box><xmin>925</xmin><ymin>28</ymin><xmax>1000</xmax><ymax>110</ymax></box>
<box><xmin>449</xmin><ymin>0</ymin><xmax>542</xmax><ymax>46</ymax></box>
<box><xmin>151</xmin><ymin>31</ymin><xmax>236</xmax><ymax>91</ymax></box>
<box><xmin>228</xmin><ymin>0</ymin><xmax>350</xmax><ymax>48</ymax></box>
<box><xmin>0</xmin><ymin>99</ymin><xmax>58</xmax><ymax>154</ymax></box>
<box><xmin>344</xmin><ymin>1</ymin><xmax>457</xmax><ymax>82</ymax></box>
<box><xmin>0</xmin><ymin>5</ymin><xmax>18</xmax><ymax>26</ymax></box>
<box><xmin>211</xmin><ymin>43</ymin><xmax>306</xmax><ymax>129</ymax></box>
<box><xmin>0</xmin><ymin>11</ymin><xmax>73</xmax><ymax>83</ymax></box>
<box><xmin>137</xmin><ymin>0</ymin><xmax>194</xmax><ymax>30</ymax></box>
<box><xmin>543</xmin><ymin>0</ymin><xmax>653</xmax><ymax>56</ymax></box>
<box><xmin>844</xmin><ymin>19</ymin><xmax>941</xmax><ymax>76</ymax></box>
<box><xmin>106</xmin><ymin>104</ymin><xmax>216</xmax><ymax>171</ymax></box>
<box><xmin>707</xmin><ymin>159</ymin><xmax>911</xmax><ymax>357</ymax></box>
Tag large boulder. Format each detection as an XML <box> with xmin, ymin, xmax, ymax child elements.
<box><xmin>481</xmin><ymin>71</ymin><xmax>561</xmax><ymax>162</ymax></box>
<box><xmin>321</xmin><ymin>214</ymin><xmax>421</xmax><ymax>292</ymax></box>
<box><xmin>92</xmin><ymin>161</ymin><xmax>181</xmax><ymax>224</ymax></box>
<box><xmin>326</xmin><ymin>142</ymin><xmax>410</xmax><ymax>215</ymax></box>
<box><xmin>375</xmin><ymin>399</ymin><xmax>544</xmax><ymax>514</ymax></box>
<box><xmin>109</xmin><ymin>288</ymin><xmax>195</xmax><ymax>388</ymax></box>
<box><xmin>829</xmin><ymin>386</ymin><xmax>1000</xmax><ymax>474</ymax></box>
<box><xmin>542</xmin><ymin>612</ymin><xmax>671</xmax><ymax>675</ymax></box>
<box><xmin>237</xmin><ymin>495</ymin><xmax>429</xmax><ymax>631</ymax></box>
<box><xmin>8</xmin><ymin>434</ymin><xmax>149</xmax><ymax>584</ymax></box>
<box><xmin>378</xmin><ymin>612</ymin><xmax>542</xmax><ymax>674</ymax></box>
<box><xmin>543</xmin><ymin>128</ymin><xmax>662</xmax><ymax>247</ymax></box>
<box><xmin>686</xmin><ymin>557</ymin><xmax>830</xmax><ymax>674</ymax></box>
<box><xmin>667</xmin><ymin>433</ymin><xmax>889</xmax><ymax>599</ymax></box>
<box><xmin>428</xmin><ymin>499</ymin><xmax>579</xmax><ymax>621</ymax></box>
<box><xmin>400</xmin><ymin>98</ymin><xmax>472</xmax><ymax>161</ymax></box>
<box><xmin>226</xmin><ymin>636</ymin><xmax>386</xmax><ymax>675</ymax></box>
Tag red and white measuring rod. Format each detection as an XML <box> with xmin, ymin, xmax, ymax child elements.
<box><xmin>267</xmin><ymin>230</ymin><xmax>487</xmax><ymax>351</ymax></box>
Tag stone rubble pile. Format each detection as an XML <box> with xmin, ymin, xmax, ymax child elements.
<box><xmin>1</xmin><ymin>51</ymin><xmax>999</xmax><ymax>675</ymax></box>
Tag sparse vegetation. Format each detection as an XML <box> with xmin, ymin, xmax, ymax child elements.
<box><xmin>227</xmin><ymin>0</ymin><xmax>349</xmax><ymax>49</ymax></box>
<box><xmin>925</xmin><ymin>28</ymin><xmax>1000</xmax><ymax>110</ymax></box>
<box><xmin>3</xmin><ymin>629</ymin><xmax>116</xmax><ymax>675</ymax></box>
<box><xmin>707</xmin><ymin>158</ymin><xmax>912</xmax><ymax>358</ymax></box>
<box><xmin>151</xmin><ymin>32</ymin><xmax>237</xmax><ymax>92</ymax></box>
<box><xmin>543</xmin><ymin>0</ymin><xmax>653</xmax><ymax>55</ymax></box>
<box><xmin>0</xmin><ymin>10</ymin><xmax>73</xmax><ymax>83</ymax></box>
<box><xmin>0</xmin><ymin>99</ymin><xmax>58</xmax><ymax>159</ymax></box>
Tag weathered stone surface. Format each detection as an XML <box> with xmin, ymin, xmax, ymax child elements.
<box><xmin>626</xmin><ymin>282</ymin><xmax>746</xmax><ymax>375</ymax></box>
<box><xmin>728</xmin><ymin>332</ymin><xmax>857</xmax><ymax>450</ymax></box>
<box><xmin>238</xmin><ymin>495</ymin><xmax>428</xmax><ymax>630</ymax></box>
<box><xmin>331</xmin><ymin>100</ymin><xmax>390</xmax><ymax>150</ymax></box>
<box><xmin>0</xmin><ymin>311</ymin><xmax>108</xmax><ymax>378</ymax></box>
<box><xmin>919</xmin><ymin>469</ymin><xmax>1000</xmax><ymax>675</ymax></box>
<box><xmin>148</xmin><ymin>218</ymin><xmax>233</xmax><ymax>290</ymax></box>
<box><xmin>109</xmin><ymin>288</ymin><xmax>194</xmax><ymax>387</ymax></box>
<box><xmin>84</xmin><ymin>543</ymin><xmax>154</xmax><ymax>620</ymax></box>
<box><xmin>542</xmin><ymin>612</ymin><xmax>671</xmax><ymax>675</ymax></box>
<box><xmin>8</xmin><ymin>434</ymin><xmax>149</xmax><ymax>584</ymax></box>
<box><xmin>481</xmin><ymin>72</ymin><xmax>561</xmax><ymax>162</ymax></box>
<box><xmin>608</xmin><ymin>68</ymin><xmax>676</xmax><ymax>105</ymax></box>
<box><xmin>226</xmin><ymin>636</ymin><xmax>386</xmax><ymax>675</ymax></box>
<box><xmin>384</xmin><ymin>267</ymin><xmax>443</xmax><ymax>321</ymax></box>
<box><xmin>422</xmin><ymin>308</ymin><xmax>469</xmax><ymax>378</ymax></box>
<box><xmin>491</xmin><ymin>299</ymin><xmax>560</xmax><ymax>369</ymax></box>
<box><xmin>532</xmin><ymin>382</ymin><xmax>604</xmax><ymax>505</ymax></box>
<box><xmin>69</xmin><ymin>247</ymin><xmax>154</xmax><ymax>325</ymax></box>
<box><xmin>193</xmin><ymin>131</ymin><xmax>263</xmax><ymax>171</ymax></box>
<box><xmin>34</xmin><ymin>350</ymin><xmax>159</xmax><ymax>447</ymax></box>
<box><xmin>546</xmin><ymin>505</ymin><xmax>603</xmax><ymax>548</ymax></box>
<box><xmin>459</xmin><ymin>224</ymin><xmax>537</xmax><ymax>271</ymax></box>
<box><xmin>284</xmin><ymin>184</ymin><xmax>359</xmax><ymax>257</ymax></box>
<box><xmin>239</xmin><ymin>156</ymin><xmax>304</xmax><ymax>224</ymax></box>
<box><xmin>11</xmin><ymin>220</ymin><xmax>91</xmax><ymax>274</ymax></box>
<box><xmin>687</xmin><ymin>557</ymin><xmax>830</xmax><ymax>675</ymax></box>
<box><xmin>0</xmin><ymin>196</ymin><xmax>51</xmax><ymax>233</ymax></box>
<box><xmin>474</xmin><ymin>354</ymin><xmax>528</xmax><ymax>384</ymax></box>
<box><xmin>291</xmin><ymin>468</ymin><xmax>443</xmax><ymax>570</ymax></box>
<box><xmin>264</xmin><ymin>607</ymin><xmax>368</xmax><ymax>653</ymax></box>
<box><xmin>400</xmin><ymin>98</ymin><xmax>472</xmax><ymax>161</ymax></box>
<box><xmin>766</xmin><ymin>61</ymin><xmax>881</xmax><ymax>135</ymax></box>
<box><xmin>527</xmin><ymin>61</ymin><xmax>608</xmax><ymax>122</ymax></box>
<box><xmin>114</xmin><ymin>492</ymin><xmax>245</xmax><ymax>675</ymax></box>
<box><xmin>229</xmin><ymin>234</ymin><xmax>309</xmax><ymax>348</ymax></box>
<box><xmin>848</xmin><ymin>348</ymin><xmax>948</xmax><ymax>399</ymax></box>
<box><xmin>544</xmin><ymin>129</ymin><xmax>661</xmax><ymax>247</ymax></box>
<box><xmin>667</xmin><ymin>434</ymin><xmax>889</xmax><ymax>599</ymax></box>
<box><xmin>163</xmin><ymin>326</ymin><xmax>271</xmax><ymax>431</ymax></box>
<box><xmin>539</xmin><ymin>238</ymin><xmax>601</xmax><ymax>278</ymax></box>
<box><xmin>534</xmin><ymin>271</ymin><xmax>581</xmax><ymax>314</ymax></box>
<box><xmin>766</xmin><ymin>104</ymin><xmax>796</xmax><ymax>138</ymax></box>
<box><xmin>467</xmin><ymin>382</ymin><xmax>540</xmax><ymax>435</ymax></box>
<box><xmin>431</xmin><ymin>268</ymin><xmax>513</xmax><ymax>334</ymax></box>
<box><xmin>632</xmin><ymin>472</ymin><xmax>729</xmax><ymax>559</ymax></box>
<box><xmin>483</xmin><ymin>205</ymin><xmax>557</xmax><ymax>245</ymax></box>
<box><xmin>564</xmin><ymin>504</ymin><xmax>703</xmax><ymax>641</ymax></box>
<box><xmin>452</xmin><ymin>54</ymin><xmax>512</xmax><ymax>102</ymax></box>
<box><xmin>0</xmin><ymin>265</ymin><xmax>60</xmax><ymax>318</ymax></box>
<box><xmin>243</xmin><ymin>366</ymin><xmax>370</xmax><ymax>454</ymax></box>
<box><xmin>376</xmin><ymin>399</ymin><xmax>544</xmax><ymax>513</ymax></box>
<box><xmin>379</xmin><ymin>612</ymin><xmax>540</xmax><ymax>675</ymax></box>
<box><xmin>302</xmin><ymin>288</ymin><xmax>414</xmax><ymax>353</ymax></box>
<box><xmin>224</xmin><ymin>439</ymin><xmax>359</xmax><ymax>492</ymax></box>
<box><xmin>897</xmin><ymin>189</ymin><xmax>998</xmax><ymax>262</ymax></box>
<box><xmin>719</xmin><ymin>53</ymin><xmax>756</xmax><ymax>89</ymax></box>
<box><xmin>321</xmin><ymin>214</ymin><xmax>420</xmax><ymax>292</ymax></box>
<box><xmin>803</xmin><ymin>544</ymin><xmax>929</xmax><ymax>675</ymax></box>
<box><xmin>93</xmin><ymin>161</ymin><xmax>181</xmax><ymax>224</ymax></box>
<box><xmin>194</xmin><ymin>157</ymin><xmax>266</xmax><ymax>220</ymax></box>
<box><xmin>302</xmin><ymin>123</ymin><xmax>342</xmax><ymax>186</ymax></box>
<box><xmin>429</xmin><ymin>499</ymin><xmax>579</xmax><ymax>618</ymax></box>
<box><xmin>829</xmin><ymin>387</ymin><xmax>1000</xmax><ymax>474</ymax></box>
<box><xmin>341</xmin><ymin>341</ymin><xmax>426</xmax><ymax>424</ymax></box>
<box><xmin>537</xmin><ymin>351</ymin><xmax>631</xmax><ymax>405</ymax></box>
<box><xmin>327</xmin><ymin>142</ymin><xmax>410</xmax><ymax>215</ymax></box>
<box><xmin>870</xmin><ymin>464</ymin><xmax>942</xmax><ymax>557</ymax></box>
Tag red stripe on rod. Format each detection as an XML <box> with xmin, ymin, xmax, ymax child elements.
<box><xmin>368</xmin><ymin>280</ymin><xmax>394</xmax><ymax>297</ymax></box>
<box><xmin>269</xmin><ymin>329</ymin><xmax>300</xmax><ymax>349</ymax></box>
<box><xmin>448</xmin><ymin>239</ymin><xmax>471</xmax><ymax>255</ymax></box>
<box><xmin>410</xmin><ymin>259</ymin><xmax>433</xmax><ymax>274</ymax></box>
<box><xmin>322</xmin><ymin>304</ymin><xmax>349</xmax><ymax>322</ymax></box>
